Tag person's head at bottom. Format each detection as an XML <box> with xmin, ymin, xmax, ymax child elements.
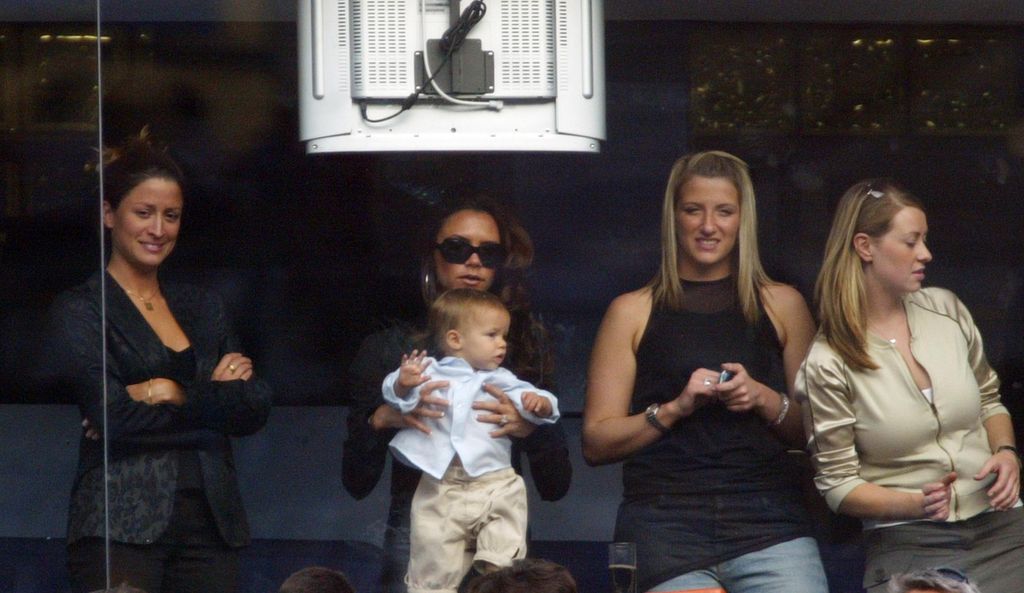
<box><xmin>465</xmin><ymin>558</ymin><xmax>576</xmax><ymax>593</ymax></box>
<box><xmin>278</xmin><ymin>566</ymin><xmax>355</xmax><ymax>593</ymax></box>
<box><xmin>887</xmin><ymin>568</ymin><xmax>981</xmax><ymax>593</ymax></box>
<box><xmin>89</xmin><ymin>583</ymin><xmax>147</xmax><ymax>593</ymax></box>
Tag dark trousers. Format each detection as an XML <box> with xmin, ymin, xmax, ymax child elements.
<box><xmin>864</xmin><ymin>506</ymin><xmax>1024</xmax><ymax>593</ymax></box>
<box><xmin>67</xmin><ymin>490</ymin><xmax>239</xmax><ymax>593</ymax></box>
<box><xmin>67</xmin><ymin>537</ymin><xmax>239</xmax><ymax>593</ymax></box>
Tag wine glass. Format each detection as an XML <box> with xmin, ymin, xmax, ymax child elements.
<box><xmin>608</xmin><ymin>541</ymin><xmax>637</xmax><ymax>593</ymax></box>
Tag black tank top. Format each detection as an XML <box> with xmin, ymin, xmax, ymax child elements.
<box><xmin>623</xmin><ymin>277</ymin><xmax>795</xmax><ymax>496</ymax></box>
<box><xmin>167</xmin><ymin>346</ymin><xmax>203</xmax><ymax>490</ymax></box>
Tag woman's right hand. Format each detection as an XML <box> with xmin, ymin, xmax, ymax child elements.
<box><xmin>921</xmin><ymin>472</ymin><xmax>957</xmax><ymax>520</ymax></box>
<box><xmin>82</xmin><ymin>418</ymin><xmax>101</xmax><ymax>440</ymax></box>
<box><xmin>370</xmin><ymin>379</ymin><xmax>450</xmax><ymax>434</ymax></box>
<box><xmin>125</xmin><ymin>378</ymin><xmax>186</xmax><ymax>406</ymax></box>
<box><xmin>669</xmin><ymin>368</ymin><xmax>721</xmax><ymax>419</ymax></box>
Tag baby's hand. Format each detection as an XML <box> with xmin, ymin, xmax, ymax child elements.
<box><xmin>522</xmin><ymin>392</ymin><xmax>552</xmax><ymax>418</ymax></box>
<box><xmin>396</xmin><ymin>350</ymin><xmax>430</xmax><ymax>398</ymax></box>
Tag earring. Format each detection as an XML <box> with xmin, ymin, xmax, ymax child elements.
<box><xmin>422</xmin><ymin>269</ymin><xmax>436</xmax><ymax>302</ymax></box>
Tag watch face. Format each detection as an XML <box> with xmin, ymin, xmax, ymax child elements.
<box><xmin>645</xmin><ymin>403</ymin><xmax>669</xmax><ymax>434</ymax></box>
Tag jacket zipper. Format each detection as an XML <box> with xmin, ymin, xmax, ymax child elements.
<box><xmin>929</xmin><ymin>399</ymin><xmax>960</xmax><ymax>520</ymax></box>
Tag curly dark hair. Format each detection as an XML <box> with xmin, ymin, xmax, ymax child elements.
<box><xmin>466</xmin><ymin>559</ymin><xmax>577</xmax><ymax>593</ymax></box>
<box><xmin>419</xmin><ymin>194</ymin><xmax>553</xmax><ymax>387</ymax></box>
<box><xmin>278</xmin><ymin>566</ymin><xmax>355</xmax><ymax>593</ymax></box>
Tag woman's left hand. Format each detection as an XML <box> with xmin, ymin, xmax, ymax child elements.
<box><xmin>975</xmin><ymin>449</ymin><xmax>1022</xmax><ymax>510</ymax></box>
<box><xmin>473</xmin><ymin>384</ymin><xmax>537</xmax><ymax>439</ymax></box>
<box><xmin>212</xmin><ymin>352</ymin><xmax>254</xmax><ymax>382</ymax></box>
<box><xmin>713</xmin><ymin>363</ymin><xmax>769</xmax><ymax>416</ymax></box>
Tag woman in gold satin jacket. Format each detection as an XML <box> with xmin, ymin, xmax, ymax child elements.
<box><xmin>797</xmin><ymin>179</ymin><xmax>1023</xmax><ymax>593</ymax></box>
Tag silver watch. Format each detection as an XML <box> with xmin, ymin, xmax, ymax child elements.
<box><xmin>645</xmin><ymin>403</ymin><xmax>671</xmax><ymax>435</ymax></box>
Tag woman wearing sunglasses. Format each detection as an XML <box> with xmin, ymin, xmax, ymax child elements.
<box><xmin>342</xmin><ymin>195</ymin><xmax>572</xmax><ymax>593</ymax></box>
<box><xmin>583</xmin><ymin>151</ymin><xmax>827</xmax><ymax>593</ymax></box>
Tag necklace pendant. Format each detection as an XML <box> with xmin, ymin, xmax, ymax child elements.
<box><xmin>144</xmin><ymin>302</ymin><xmax>154</xmax><ymax>311</ymax></box>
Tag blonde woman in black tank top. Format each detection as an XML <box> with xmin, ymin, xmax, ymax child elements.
<box><xmin>583</xmin><ymin>151</ymin><xmax>826</xmax><ymax>593</ymax></box>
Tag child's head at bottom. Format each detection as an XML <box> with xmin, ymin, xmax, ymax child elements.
<box><xmin>429</xmin><ymin>288</ymin><xmax>510</xmax><ymax>371</ymax></box>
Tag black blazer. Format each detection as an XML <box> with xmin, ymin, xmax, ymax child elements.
<box><xmin>48</xmin><ymin>272</ymin><xmax>271</xmax><ymax>547</ymax></box>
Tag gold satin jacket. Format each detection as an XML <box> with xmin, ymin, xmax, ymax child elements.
<box><xmin>796</xmin><ymin>287</ymin><xmax>1008</xmax><ymax>521</ymax></box>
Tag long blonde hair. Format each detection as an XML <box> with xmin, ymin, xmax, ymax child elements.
<box><xmin>815</xmin><ymin>179</ymin><xmax>924</xmax><ymax>370</ymax></box>
<box><xmin>648</xmin><ymin>150</ymin><xmax>771</xmax><ymax>323</ymax></box>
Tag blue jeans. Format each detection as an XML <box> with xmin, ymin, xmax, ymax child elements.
<box><xmin>648</xmin><ymin>537</ymin><xmax>828</xmax><ymax>593</ymax></box>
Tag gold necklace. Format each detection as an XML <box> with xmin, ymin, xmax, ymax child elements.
<box><xmin>123</xmin><ymin>287</ymin><xmax>158</xmax><ymax>311</ymax></box>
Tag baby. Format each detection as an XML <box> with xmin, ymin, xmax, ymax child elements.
<box><xmin>382</xmin><ymin>288</ymin><xmax>559</xmax><ymax>593</ymax></box>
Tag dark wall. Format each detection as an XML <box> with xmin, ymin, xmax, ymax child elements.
<box><xmin>5</xmin><ymin>21</ymin><xmax>1023</xmax><ymax>415</ymax></box>
<box><xmin>1</xmin><ymin>20</ymin><xmax>1022</xmax><ymax>417</ymax></box>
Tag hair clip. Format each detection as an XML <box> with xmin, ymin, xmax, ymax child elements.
<box><xmin>866</xmin><ymin>189</ymin><xmax>884</xmax><ymax>199</ymax></box>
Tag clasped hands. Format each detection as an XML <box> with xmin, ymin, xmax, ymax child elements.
<box><xmin>922</xmin><ymin>449</ymin><xmax>1021</xmax><ymax>519</ymax></box>
<box><xmin>670</xmin><ymin>363</ymin><xmax>773</xmax><ymax>419</ymax></box>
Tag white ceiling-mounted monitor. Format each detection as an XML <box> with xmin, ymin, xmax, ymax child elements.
<box><xmin>298</xmin><ymin>0</ymin><xmax>605</xmax><ymax>153</ymax></box>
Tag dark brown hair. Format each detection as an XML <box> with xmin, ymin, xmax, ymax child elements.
<box><xmin>466</xmin><ymin>559</ymin><xmax>577</xmax><ymax>593</ymax></box>
<box><xmin>278</xmin><ymin>566</ymin><xmax>355</xmax><ymax>593</ymax></box>
<box><xmin>98</xmin><ymin>127</ymin><xmax>185</xmax><ymax>209</ymax></box>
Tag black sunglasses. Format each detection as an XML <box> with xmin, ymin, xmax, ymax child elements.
<box><xmin>435</xmin><ymin>237</ymin><xmax>507</xmax><ymax>268</ymax></box>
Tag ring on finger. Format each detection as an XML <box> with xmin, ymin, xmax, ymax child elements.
<box><xmin>703</xmin><ymin>377</ymin><xmax>713</xmax><ymax>386</ymax></box>
<box><xmin>229</xmin><ymin>363</ymin><xmax>238</xmax><ymax>372</ymax></box>
<box><xmin>499</xmin><ymin>414</ymin><xmax>510</xmax><ymax>426</ymax></box>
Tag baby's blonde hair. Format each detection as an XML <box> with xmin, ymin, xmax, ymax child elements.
<box><xmin>427</xmin><ymin>288</ymin><xmax>509</xmax><ymax>354</ymax></box>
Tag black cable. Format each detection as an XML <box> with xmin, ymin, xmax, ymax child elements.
<box><xmin>359</xmin><ymin>52</ymin><xmax>451</xmax><ymax>123</ymax></box>
<box><xmin>360</xmin><ymin>0</ymin><xmax>488</xmax><ymax>123</ymax></box>
<box><xmin>440</xmin><ymin>0</ymin><xmax>486</xmax><ymax>54</ymax></box>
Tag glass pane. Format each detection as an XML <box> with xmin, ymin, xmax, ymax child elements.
<box><xmin>800</xmin><ymin>28</ymin><xmax>904</xmax><ymax>133</ymax></box>
<box><xmin>5</xmin><ymin>7</ymin><xmax>1016</xmax><ymax>593</ymax></box>
<box><xmin>910</xmin><ymin>34</ymin><xmax>1017</xmax><ymax>133</ymax></box>
<box><xmin>0</xmin><ymin>5</ymin><xmax>104</xmax><ymax>593</ymax></box>
<box><xmin>690</xmin><ymin>26</ymin><xmax>795</xmax><ymax>134</ymax></box>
